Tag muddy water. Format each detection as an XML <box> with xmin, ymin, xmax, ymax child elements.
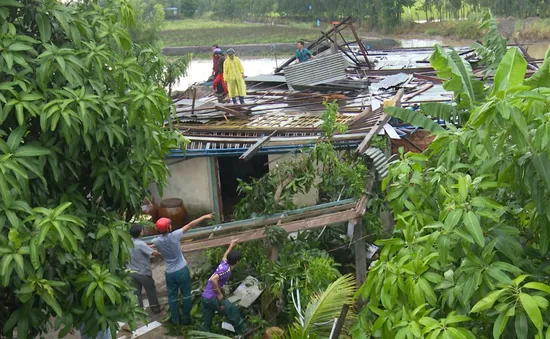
<box><xmin>172</xmin><ymin>38</ymin><xmax>549</xmax><ymax>92</ymax></box>
<box><xmin>523</xmin><ymin>42</ymin><xmax>549</xmax><ymax>59</ymax></box>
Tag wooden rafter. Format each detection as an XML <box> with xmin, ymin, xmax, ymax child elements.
<box><xmin>355</xmin><ymin>89</ymin><xmax>404</xmax><ymax>154</ymax></box>
<box><xmin>181</xmin><ymin>208</ymin><xmax>358</xmax><ymax>252</ymax></box>
<box><xmin>239</xmin><ymin>131</ymin><xmax>277</xmax><ymax>161</ymax></box>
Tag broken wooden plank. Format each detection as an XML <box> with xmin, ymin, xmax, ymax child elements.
<box><xmin>355</xmin><ymin>175</ymin><xmax>376</xmax><ymax>217</ymax></box>
<box><xmin>184</xmin><ymin>132</ymin><xmax>369</xmax><ymax>145</ymax></box>
<box><xmin>514</xmin><ymin>38</ymin><xmax>533</xmax><ymax>61</ymax></box>
<box><xmin>413</xmin><ymin>73</ymin><xmax>442</xmax><ymax>83</ymax></box>
<box><xmin>214</xmin><ymin>104</ymin><xmax>249</xmax><ymax>118</ymax></box>
<box><xmin>348</xmin><ymin>21</ymin><xmax>372</xmax><ymax>69</ymax></box>
<box><xmin>181</xmin><ymin>209</ymin><xmax>358</xmax><ymax>252</ymax></box>
<box><xmin>142</xmin><ymin>200</ymin><xmax>359</xmax><ymax>245</ymax></box>
<box><xmin>353</xmin><ymin>219</ymin><xmax>366</xmax><ymax>289</ymax></box>
<box><xmin>355</xmin><ymin>114</ymin><xmax>391</xmax><ymax>154</ymax></box>
<box><xmin>403</xmin><ymin>83</ymin><xmax>434</xmax><ymax>101</ymax></box>
<box><xmin>345</xmin><ymin>106</ymin><xmax>373</xmax><ymax>126</ymax></box>
<box><xmin>330</xmin><ymin>304</ymin><xmax>350</xmax><ymax>339</ymax></box>
<box><xmin>239</xmin><ymin>131</ymin><xmax>277</xmax><ymax>161</ymax></box>
<box><xmin>180</xmin><ymin>202</ymin><xmax>357</xmax><ymax>242</ymax></box>
<box><xmin>356</xmin><ymin>89</ymin><xmax>403</xmax><ymax>154</ymax></box>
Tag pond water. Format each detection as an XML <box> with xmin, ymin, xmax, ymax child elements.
<box><xmin>172</xmin><ymin>38</ymin><xmax>549</xmax><ymax>92</ymax></box>
<box><xmin>173</xmin><ymin>58</ymin><xmax>282</xmax><ymax>91</ymax></box>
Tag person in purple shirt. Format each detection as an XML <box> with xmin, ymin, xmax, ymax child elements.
<box><xmin>200</xmin><ymin>239</ymin><xmax>247</xmax><ymax>334</ymax></box>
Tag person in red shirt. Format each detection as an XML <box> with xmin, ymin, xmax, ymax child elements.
<box><xmin>212</xmin><ymin>49</ymin><xmax>228</xmax><ymax>102</ymax></box>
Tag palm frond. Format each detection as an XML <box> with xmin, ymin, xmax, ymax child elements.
<box><xmin>300</xmin><ymin>274</ymin><xmax>356</xmax><ymax>336</ymax></box>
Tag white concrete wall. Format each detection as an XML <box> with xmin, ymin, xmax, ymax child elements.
<box><xmin>268</xmin><ymin>153</ymin><xmax>320</xmax><ymax>207</ymax></box>
<box><xmin>149</xmin><ymin>157</ymin><xmax>215</xmax><ymax>220</ymax></box>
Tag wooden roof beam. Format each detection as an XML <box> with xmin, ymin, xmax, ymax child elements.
<box><xmin>239</xmin><ymin>131</ymin><xmax>277</xmax><ymax>161</ymax></box>
<box><xmin>355</xmin><ymin>89</ymin><xmax>403</xmax><ymax>154</ymax></box>
<box><xmin>181</xmin><ymin>208</ymin><xmax>358</xmax><ymax>252</ymax></box>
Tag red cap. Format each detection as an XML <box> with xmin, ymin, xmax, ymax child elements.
<box><xmin>156</xmin><ymin>218</ymin><xmax>171</xmax><ymax>233</ymax></box>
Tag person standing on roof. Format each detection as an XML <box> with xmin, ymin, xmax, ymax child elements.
<box><xmin>295</xmin><ymin>40</ymin><xmax>314</xmax><ymax>63</ymax></box>
<box><xmin>213</xmin><ymin>49</ymin><xmax>228</xmax><ymax>102</ymax></box>
<box><xmin>153</xmin><ymin>213</ymin><xmax>214</xmax><ymax>325</ymax></box>
<box><xmin>224</xmin><ymin>48</ymin><xmax>247</xmax><ymax>105</ymax></box>
<box><xmin>212</xmin><ymin>44</ymin><xmax>220</xmax><ymax>76</ymax></box>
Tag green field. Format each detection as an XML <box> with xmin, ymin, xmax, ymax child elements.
<box><xmin>161</xmin><ymin>19</ymin><xmax>329</xmax><ymax>47</ymax></box>
<box><xmin>160</xmin><ymin>16</ymin><xmax>550</xmax><ymax>49</ymax></box>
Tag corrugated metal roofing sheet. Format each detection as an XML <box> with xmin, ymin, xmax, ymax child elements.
<box><xmin>245</xmin><ymin>74</ymin><xmax>287</xmax><ymax>84</ymax></box>
<box><xmin>364</xmin><ymin>147</ymin><xmax>390</xmax><ymax>178</ymax></box>
<box><xmin>284</xmin><ymin>53</ymin><xmax>347</xmax><ymax>87</ymax></box>
<box><xmin>373</xmin><ymin>73</ymin><xmax>410</xmax><ymax>90</ymax></box>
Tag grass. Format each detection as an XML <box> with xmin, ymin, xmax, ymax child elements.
<box><xmin>515</xmin><ymin>18</ymin><xmax>550</xmax><ymax>41</ymax></box>
<box><xmin>164</xmin><ymin>19</ymin><xmax>252</xmax><ymax>30</ymax></box>
<box><xmin>161</xmin><ymin>19</ymin><xmax>329</xmax><ymax>47</ymax></box>
<box><xmin>421</xmin><ymin>20</ymin><xmax>483</xmax><ymax>39</ymax></box>
<box><xmin>160</xmin><ymin>16</ymin><xmax>550</xmax><ymax>49</ymax></box>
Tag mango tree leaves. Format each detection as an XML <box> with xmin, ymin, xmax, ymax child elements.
<box><xmin>532</xmin><ymin>153</ymin><xmax>550</xmax><ymax>192</ymax></box>
<box><xmin>493</xmin><ymin>311</ymin><xmax>510</xmax><ymax>339</ymax></box>
<box><xmin>463</xmin><ymin>211</ymin><xmax>485</xmax><ymax>247</ymax></box>
<box><xmin>515</xmin><ymin>312</ymin><xmax>529</xmax><ymax>339</ymax></box>
<box><xmin>520</xmin><ymin>293</ymin><xmax>543</xmax><ymax>333</ymax></box>
<box><xmin>471</xmin><ymin>289</ymin><xmax>506</xmax><ymax>313</ymax></box>
<box><xmin>0</xmin><ymin>0</ymin><xmax>178</xmax><ymax>337</ymax></box>
<box><xmin>360</xmin><ymin>22</ymin><xmax>550</xmax><ymax>339</ymax></box>
<box><xmin>35</xmin><ymin>12</ymin><xmax>51</xmax><ymax>42</ymax></box>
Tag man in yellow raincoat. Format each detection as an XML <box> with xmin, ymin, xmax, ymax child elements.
<box><xmin>223</xmin><ymin>48</ymin><xmax>246</xmax><ymax>104</ymax></box>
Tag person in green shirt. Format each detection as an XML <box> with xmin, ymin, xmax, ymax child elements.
<box><xmin>296</xmin><ymin>41</ymin><xmax>314</xmax><ymax>63</ymax></box>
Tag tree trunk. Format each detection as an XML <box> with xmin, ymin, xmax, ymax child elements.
<box><xmin>425</xmin><ymin>5</ymin><xmax>428</xmax><ymax>22</ymax></box>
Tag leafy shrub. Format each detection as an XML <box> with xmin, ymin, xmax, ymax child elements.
<box><xmin>353</xmin><ymin>33</ymin><xmax>550</xmax><ymax>339</ymax></box>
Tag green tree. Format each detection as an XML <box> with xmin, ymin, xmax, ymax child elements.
<box><xmin>128</xmin><ymin>0</ymin><xmax>166</xmax><ymax>46</ymax></box>
<box><xmin>0</xmin><ymin>0</ymin><xmax>187</xmax><ymax>337</ymax></box>
<box><xmin>161</xmin><ymin>55</ymin><xmax>192</xmax><ymax>97</ymax></box>
<box><xmin>353</xmin><ymin>30</ymin><xmax>550</xmax><ymax>339</ymax></box>
<box><xmin>366</xmin><ymin>0</ymin><xmax>415</xmax><ymax>31</ymax></box>
<box><xmin>180</xmin><ymin>0</ymin><xmax>198</xmax><ymax>17</ymax></box>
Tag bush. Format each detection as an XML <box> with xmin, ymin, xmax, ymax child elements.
<box><xmin>353</xmin><ymin>27</ymin><xmax>550</xmax><ymax>339</ymax></box>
